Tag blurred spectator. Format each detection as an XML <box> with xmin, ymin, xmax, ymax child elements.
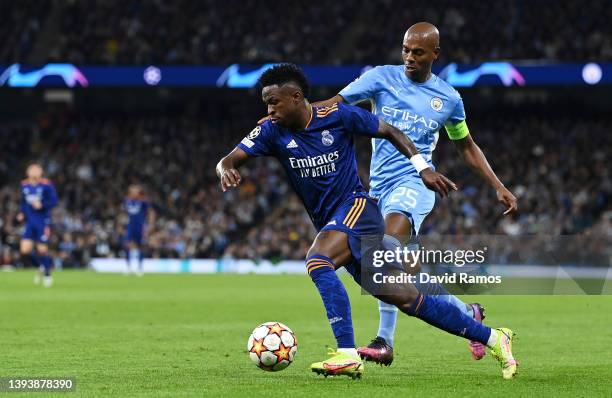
<box><xmin>0</xmin><ymin>1</ymin><xmax>49</xmax><ymax>63</ymax></box>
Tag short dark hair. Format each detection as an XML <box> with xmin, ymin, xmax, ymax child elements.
<box><xmin>258</xmin><ymin>63</ymin><xmax>310</xmax><ymax>98</ymax></box>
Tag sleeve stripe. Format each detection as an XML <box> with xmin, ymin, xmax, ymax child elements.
<box><xmin>444</xmin><ymin>120</ymin><xmax>470</xmax><ymax>140</ymax></box>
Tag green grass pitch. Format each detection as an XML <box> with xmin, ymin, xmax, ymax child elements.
<box><xmin>1</xmin><ymin>271</ymin><xmax>611</xmax><ymax>397</ymax></box>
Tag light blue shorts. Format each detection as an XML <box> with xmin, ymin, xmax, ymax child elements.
<box><xmin>373</xmin><ymin>178</ymin><xmax>436</xmax><ymax>236</ymax></box>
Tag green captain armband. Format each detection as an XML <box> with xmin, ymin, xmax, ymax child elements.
<box><xmin>444</xmin><ymin>120</ymin><xmax>470</xmax><ymax>140</ymax></box>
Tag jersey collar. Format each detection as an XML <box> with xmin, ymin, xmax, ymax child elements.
<box><xmin>304</xmin><ymin>105</ymin><xmax>314</xmax><ymax>130</ymax></box>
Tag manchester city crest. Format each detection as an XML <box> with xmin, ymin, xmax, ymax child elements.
<box><xmin>430</xmin><ymin>97</ymin><xmax>443</xmax><ymax>112</ymax></box>
<box><xmin>321</xmin><ymin>130</ymin><xmax>334</xmax><ymax>146</ymax></box>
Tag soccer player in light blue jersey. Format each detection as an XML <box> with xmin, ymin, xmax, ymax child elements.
<box><xmin>313</xmin><ymin>22</ymin><xmax>518</xmax><ymax>365</ymax></box>
<box><xmin>222</xmin><ymin>64</ymin><xmax>518</xmax><ymax>380</ymax></box>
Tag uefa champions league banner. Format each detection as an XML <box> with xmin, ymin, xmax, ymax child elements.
<box><xmin>0</xmin><ymin>62</ymin><xmax>610</xmax><ymax>88</ymax></box>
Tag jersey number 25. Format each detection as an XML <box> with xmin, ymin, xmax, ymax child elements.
<box><xmin>388</xmin><ymin>187</ymin><xmax>419</xmax><ymax>209</ymax></box>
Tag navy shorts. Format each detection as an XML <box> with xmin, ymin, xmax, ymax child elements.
<box><xmin>125</xmin><ymin>226</ymin><xmax>144</xmax><ymax>245</ymax></box>
<box><xmin>320</xmin><ymin>195</ymin><xmax>385</xmax><ymax>283</ymax></box>
<box><xmin>23</xmin><ymin>221</ymin><xmax>51</xmax><ymax>243</ymax></box>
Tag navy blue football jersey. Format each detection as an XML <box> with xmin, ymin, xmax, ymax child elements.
<box><xmin>124</xmin><ymin>199</ymin><xmax>149</xmax><ymax>229</ymax></box>
<box><xmin>20</xmin><ymin>178</ymin><xmax>58</xmax><ymax>222</ymax></box>
<box><xmin>237</xmin><ymin>102</ymin><xmax>380</xmax><ymax>230</ymax></box>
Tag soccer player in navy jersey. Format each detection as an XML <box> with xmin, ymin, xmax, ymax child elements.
<box><xmin>123</xmin><ymin>184</ymin><xmax>154</xmax><ymax>275</ymax></box>
<box><xmin>18</xmin><ymin>163</ymin><xmax>58</xmax><ymax>287</ymax></box>
<box><xmin>217</xmin><ymin>64</ymin><xmax>518</xmax><ymax>379</ymax></box>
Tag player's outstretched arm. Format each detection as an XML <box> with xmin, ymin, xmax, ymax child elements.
<box><xmin>311</xmin><ymin>94</ymin><xmax>345</xmax><ymax>108</ymax></box>
<box><xmin>216</xmin><ymin>147</ymin><xmax>250</xmax><ymax>192</ymax></box>
<box><xmin>258</xmin><ymin>95</ymin><xmax>349</xmax><ymax>125</ymax></box>
<box><xmin>376</xmin><ymin>119</ymin><xmax>457</xmax><ymax>198</ymax></box>
<box><xmin>453</xmin><ymin>134</ymin><xmax>517</xmax><ymax>214</ymax></box>
<box><xmin>312</xmin><ymin>95</ymin><xmax>372</xmax><ymax>112</ymax></box>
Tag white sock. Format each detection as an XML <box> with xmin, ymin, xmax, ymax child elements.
<box><xmin>487</xmin><ymin>329</ymin><xmax>498</xmax><ymax>347</ymax></box>
<box><xmin>337</xmin><ymin>348</ymin><xmax>359</xmax><ymax>358</ymax></box>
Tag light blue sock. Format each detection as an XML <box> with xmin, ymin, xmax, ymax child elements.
<box><xmin>376</xmin><ymin>300</ymin><xmax>398</xmax><ymax>347</ymax></box>
<box><xmin>447</xmin><ymin>294</ymin><xmax>473</xmax><ymax>317</ymax></box>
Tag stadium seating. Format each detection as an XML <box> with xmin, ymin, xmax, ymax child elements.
<box><xmin>3</xmin><ymin>0</ymin><xmax>610</xmax><ymax>65</ymax></box>
<box><xmin>0</xmin><ymin>0</ymin><xmax>50</xmax><ymax>63</ymax></box>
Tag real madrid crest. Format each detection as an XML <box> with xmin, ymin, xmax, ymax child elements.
<box><xmin>321</xmin><ymin>130</ymin><xmax>334</xmax><ymax>146</ymax></box>
<box><xmin>430</xmin><ymin>97</ymin><xmax>443</xmax><ymax>112</ymax></box>
<box><xmin>248</xmin><ymin>126</ymin><xmax>261</xmax><ymax>139</ymax></box>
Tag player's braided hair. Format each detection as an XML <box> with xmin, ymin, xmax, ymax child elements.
<box><xmin>258</xmin><ymin>63</ymin><xmax>311</xmax><ymax>98</ymax></box>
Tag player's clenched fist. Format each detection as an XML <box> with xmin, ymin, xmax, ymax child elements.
<box><xmin>219</xmin><ymin>168</ymin><xmax>242</xmax><ymax>192</ymax></box>
<box><xmin>420</xmin><ymin>169</ymin><xmax>457</xmax><ymax>198</ymax></box>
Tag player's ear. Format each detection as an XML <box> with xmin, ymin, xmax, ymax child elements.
<box><xmin>291</xmin><ymin>90</ymin><xmax>304</xmax><ymax>104</ymax></box>
<box><xmin>433</xmin><ymin>46</ymin><xmax>440</xmax><ymax>60</ymax></box>
<box><xmin>292</xmin><ymin>89</ymin><xmax>303</xmax><ymax>103</ymax></box>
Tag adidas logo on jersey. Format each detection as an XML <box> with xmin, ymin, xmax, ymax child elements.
<box><xmin>286</xmin><ymin>139</ymin><xmax>298</xmax><ymax>148</ymax></box>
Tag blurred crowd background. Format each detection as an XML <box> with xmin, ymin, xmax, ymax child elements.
<box><xmin>3</xmin><ymin>0</ymin><xmax>611</xmax><ymax>65</ymax></box>
<box><xmin>1</xmin><ymin>104</ymin><xmax>609</xmax><ymax>267</ymax></box>
<box><xmin>0</xmin><ymin>0</ymin><xmax>610</xmax><ymax>268</ymax></box>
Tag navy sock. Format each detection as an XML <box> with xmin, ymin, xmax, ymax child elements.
<box><xmin>412</xmin><ymin>278</ymin><xmax>472</xmax><ymax>317</ymax></box>
<box><xmin>408</xmin><ymin>294</ymin><xmax>491</xmax><ymax>344</ymax></box>
<box><xmin>384</xmin><ymin>236</ymin><xmax>472</xmax><ymax>317</ymax></box>
<box><xmin>21</xmin><ymin>253</ymin><xmax>37</xmax><ymax>268</ymax></box>
<box><xmin>307</xmin><ymin>255</ymin><xmax>355</xmax><ymax>348</ymax></box>
<box><xmin>39</xmin><ymin>255</ymin><xmax>52</xmax><ymax>277</ymax></box>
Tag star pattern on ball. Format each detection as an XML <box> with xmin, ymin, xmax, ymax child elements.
<box><xmin>250</xmin><ymin>338</ymin><xmax>265</xmax><ymax>356</ymax></box>
<box><xmin>267</xmin><ymin>322</ymin><xmax>286</xmax><ymax>336</ymax></box>
<box><xmin>273</xmin><ymin>343</ymin><xmax>290</xmax><ymax>361</ymax></box>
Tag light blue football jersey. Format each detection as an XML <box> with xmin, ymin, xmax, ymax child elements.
<box><xmin>339</xmin><ymin>65</ymin><xmax>466</xmax><ymax>197</ymax></box>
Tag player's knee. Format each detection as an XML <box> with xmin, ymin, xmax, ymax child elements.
<box><xmin>384</xmin><ymin>212</ymin><xmax>413</xmax><ymax>238</ymax></box>
<box><xmin>20</xmin><ymin>242</ymin><xmax>33</xmax><ymax>254</ymax></box>
<box><xmin>37</xmin><ymin>244</ymin><xmax>49</xmax><ymax>255</ymax></box>
<box><xmin>305</xmin><ymin>254</ymin><xmax>336</xmax><ymax>279</ymax></box>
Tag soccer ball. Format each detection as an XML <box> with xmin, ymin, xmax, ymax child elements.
<box><xmin>248</xmin><ymin>322</ymin><xmax>298</xmax><ymax>371</ymax></box>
